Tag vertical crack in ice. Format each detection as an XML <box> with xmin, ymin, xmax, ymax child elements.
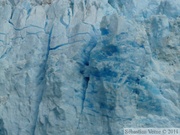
<box><xmin>80</xmin><ymin>37</ymin><xmax>97</xmax><ymax>113</ymax></box>
<box><xmin>81</xmin><ymin>77</ymin><xmax>89</xmax><ymax>113</ymax></box>
<box><xmin>76</xmin><ymin>75</ymin><xmax>89</xmax><ymax>130</ymax></box>
<box><xmin>32</xmin><ymin>24</ymin><xmax>54</xmax><ymax>135</ymax></box>
<box><xmin>69</xmin><ymin>0</ymin><xmax>74</xmax><ymax>16</ymax></box>
<box><xmin>76</xmin><ymin>77</ymin><xmax>89</xmax><ymax>129</ymax></box>
<box><xmin>45</xmin><ymin>25</ymin><xmax>54</xmax><ymax>63</ymax></box>
<box><xmin>76</xmin><ymin>35</ymin><xmax>97</xmax><ymax>129</ymax></box>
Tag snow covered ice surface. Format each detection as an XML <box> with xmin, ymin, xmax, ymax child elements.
<box><xmin>0</xmin><ymin>0</ymin><xmax>180</xmax><ymax>135</ymax></box>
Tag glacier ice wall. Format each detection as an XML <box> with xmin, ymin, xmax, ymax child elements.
<box><xmin>0</xmin><ymin>0</ymin><xmax>180</xmax><ymax>135</ymax></box>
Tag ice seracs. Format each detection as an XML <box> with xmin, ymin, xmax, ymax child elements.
<box><xmin>0</xmin><ymin>0</ymin><xmax>180</xmax><ymax>135</ymax></box>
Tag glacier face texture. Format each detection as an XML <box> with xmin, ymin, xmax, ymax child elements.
<box><xmin>0</xmin><ymin>0</ymin><xmax>180</xmax><ymax>134</ymax></box>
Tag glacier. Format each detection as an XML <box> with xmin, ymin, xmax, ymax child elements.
<box><xmin>0</xmin><ymin>0</ymin><xmax>180</xmax><ymax>135</ymax></box>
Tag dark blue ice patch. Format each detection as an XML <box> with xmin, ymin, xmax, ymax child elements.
<box><xmin>125</xmin><ymin>76</ymin><xmax>141</xmax><ymax>84</ymax></box>
<box><xmin>99</xmin><ymin>102</ymin><xmax>115</xmax><ymax>110</ymax></box>
<box><xmin>102</xmin><ymin>45</ymin><xmax>119</xmax><ymax>56</ymax></box>
<box><xmin>132</xmin><ymin>88</ymin><xmax>140</xmax><ymax>95</ymax></box>
<box><xmin>100</xmin><ymin>28</ymin><xmax>109</xmax><ymax>35</ymax></box>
